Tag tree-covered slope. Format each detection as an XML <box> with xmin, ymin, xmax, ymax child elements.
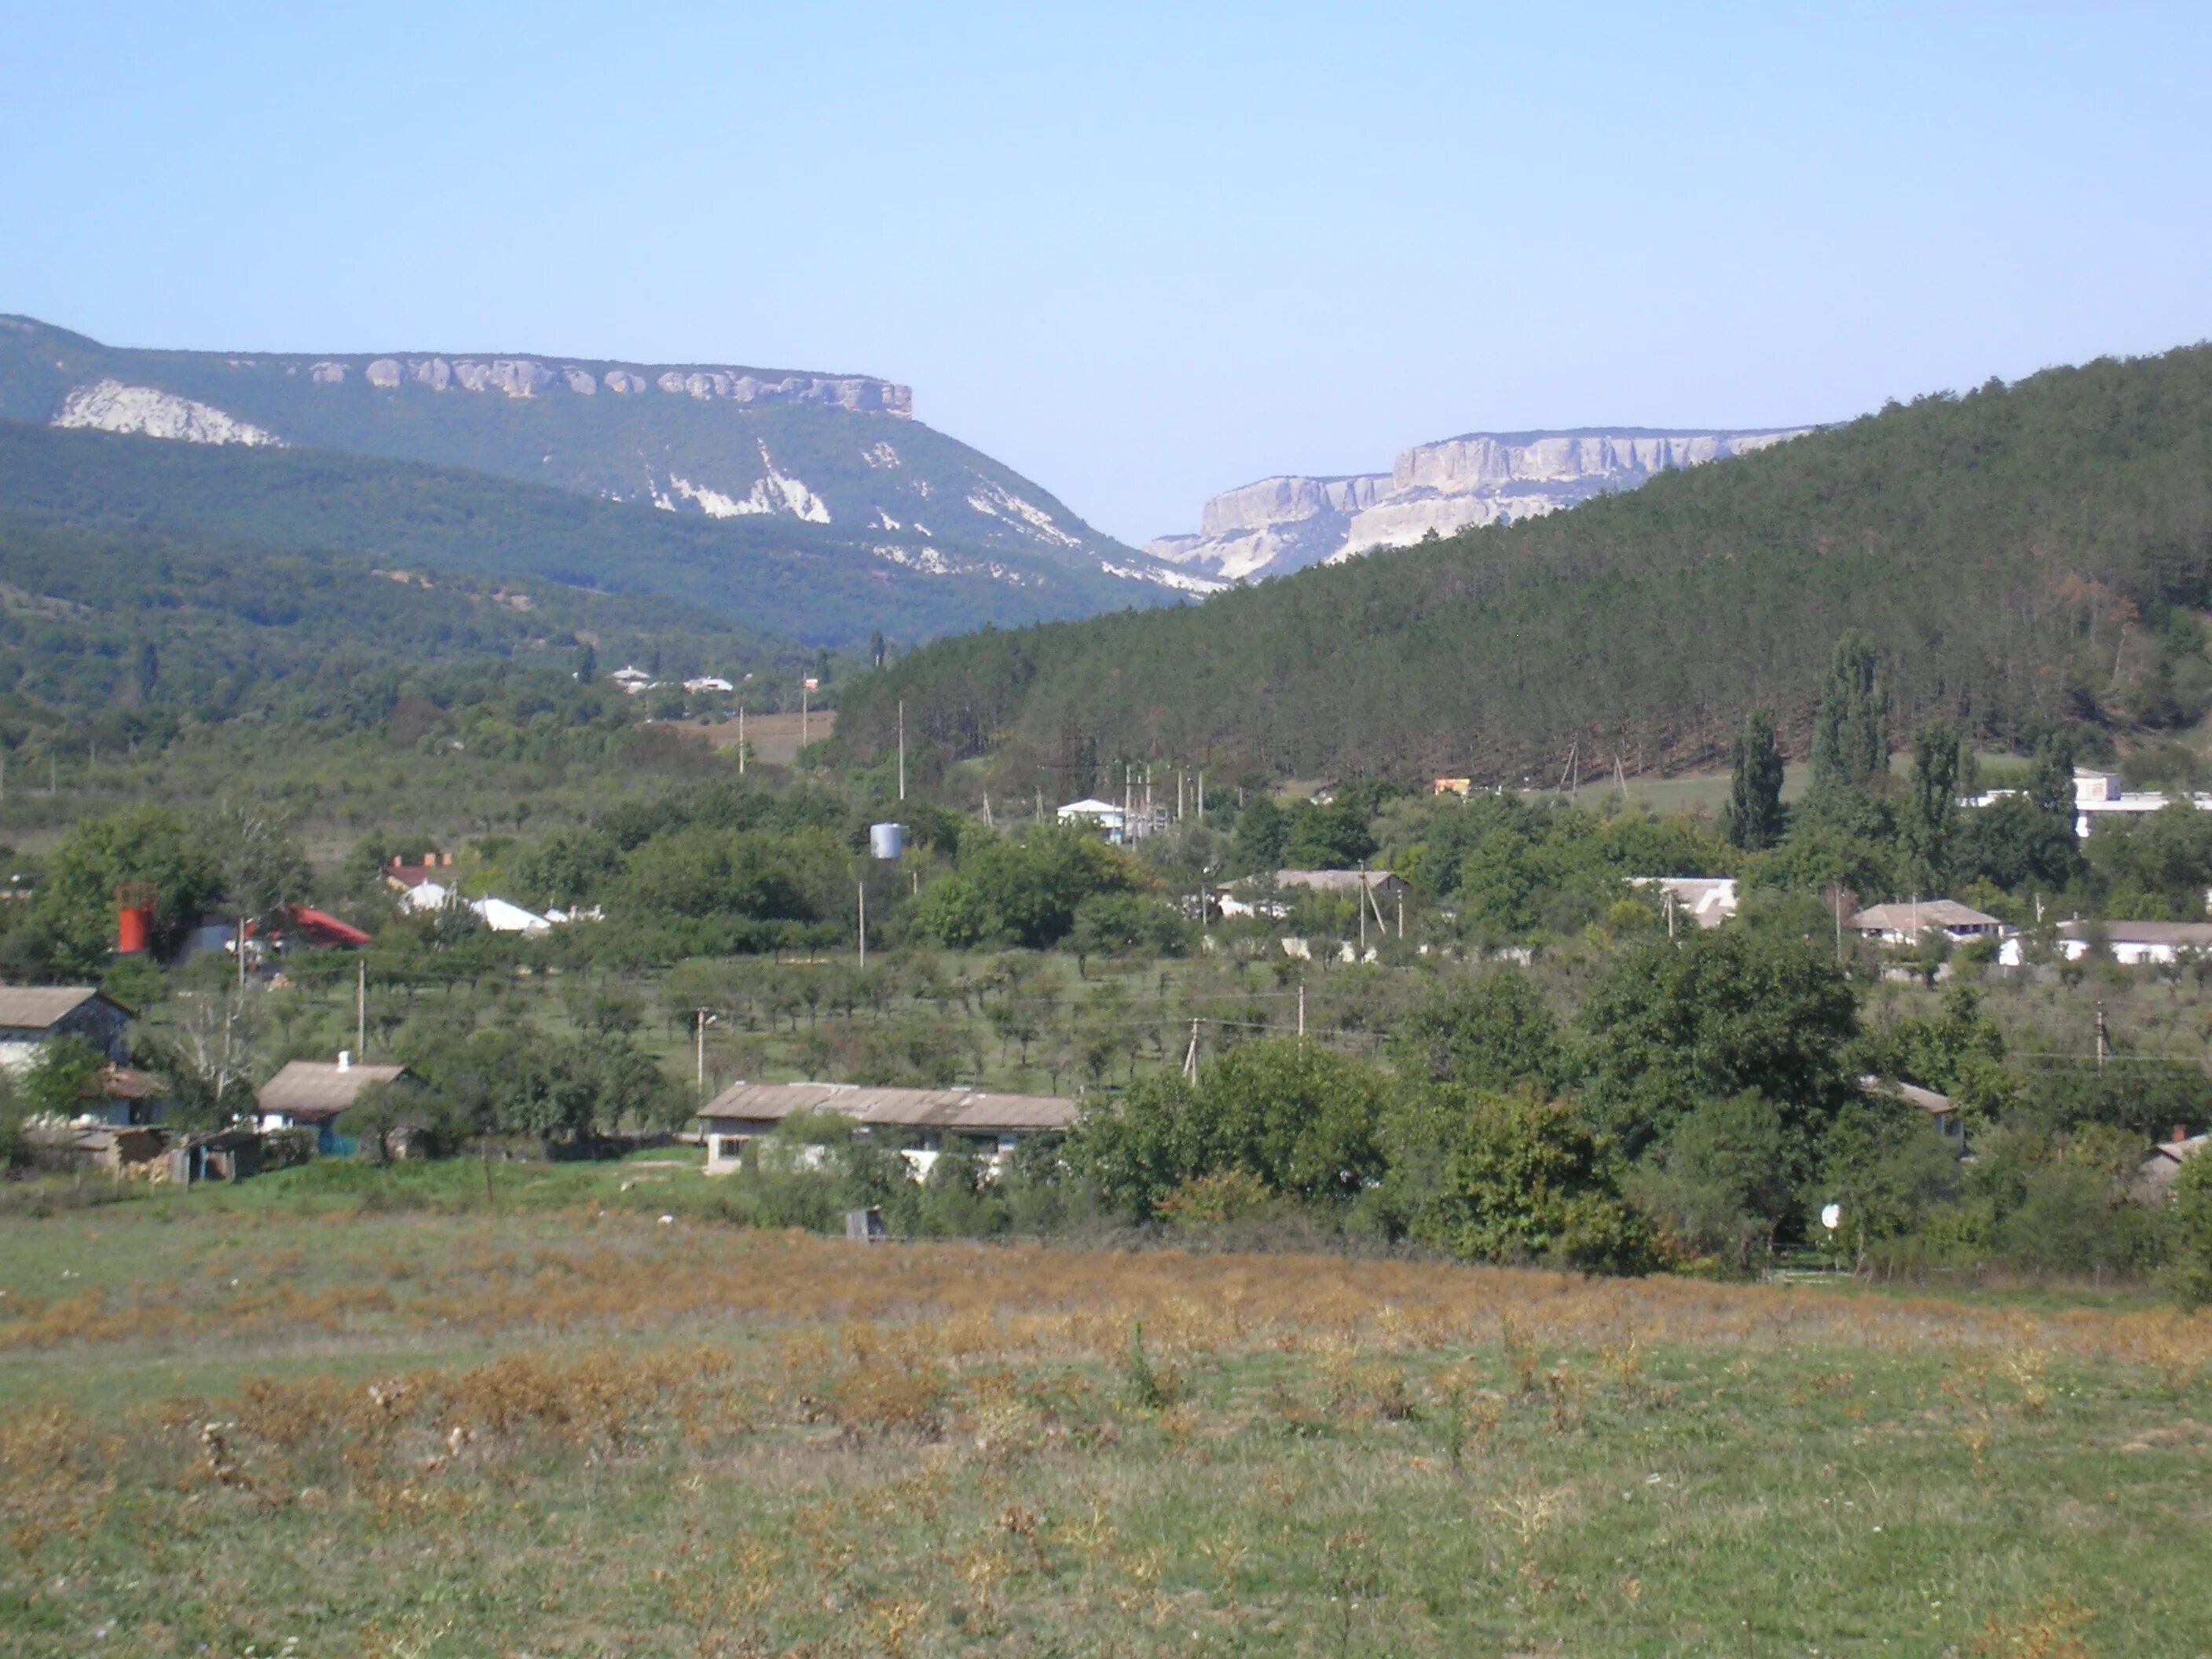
<box><xmin>837</xmin><ymin>346</ymin><xmax>2212</xmax><ymax>786</ymax></box>
<box><xmin>0</xmin><ymin>422</ymin><xmax>1166</xmax><ymax>650</ymax></box>
<box><xmin>0</xmin><ymin>509</ymin><xmax>802</xmax><ymax>733</ymax></box>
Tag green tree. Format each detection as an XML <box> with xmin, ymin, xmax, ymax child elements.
<box><xmin>33</xmin><ymin>805</ymin><xmax>223</xmax><ymax>976</ymax></box>
<box><xmin>24</xmin><ymin>1035</ymin><xmax>106</xmax><ymax>1119</ymax></box>
<box><xmin>2168</xmin><ymin>1152</ymin><xmax>2212</xmax><ymax>1309</ymax></box>
<box><xmin>1811</xmin><ymin>632</ymin><xmax>1888</xmax><ymax>791</ymax></box>
<box><xmin>1386</xmin><ymin>1087</ymin><xmax>1654</xmax><ymax>1273</ymax></box>
<box><xmin>1390</xmin><ymin>970</ymin><xmax>1571</xmax><ymax>1092</ymax></box>
<box><xmin>1624</xmin><ymin>1091</ymin><xmax>1793</xmax><ymax>1265</ymax></box>
<box><xmin>1230</xmin><ymin>795</ymin><xmax>1292</xmax><ymax>875</ymax></box>
<box><xmin>1072</xmin><ymin>1038</ymin><xmax>1391</xmax><ymax>1219</ymax></box>
<box><xmin>1580</xmin><ymin>928</ymin><xmax>1858</xmax><ymax>1166</ymax></box>
<box><xmin>1723</xmin><ymin>708</ymin><xmax>1787</xmax><ymax>851</ymax></box>
<box><xmin>1899</xmin><ymin>720</ymin><xmax>1964</xmax><ymax>892</ymax></box>
<box><xmin>908</xmin><ymin>874</ymin><xmax>1002</xmax><ymax>949</ymax></box>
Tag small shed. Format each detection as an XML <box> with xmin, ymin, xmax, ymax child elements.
<box><xmin>167</xmin><ymin>1129</ymin><xmax>263</xmax><ymax>1185</ymax></box>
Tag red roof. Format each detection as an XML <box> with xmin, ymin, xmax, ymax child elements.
<box><xmin>244</xmin><ymin>905</ymin><xmax>373</xmax><ymax>948</ymax></box>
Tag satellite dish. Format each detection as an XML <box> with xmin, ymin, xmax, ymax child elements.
<box><xmin>1820</xmin><ymin>1203</ymin><xmax>1842</xmax><ymax>1232</ymax></box>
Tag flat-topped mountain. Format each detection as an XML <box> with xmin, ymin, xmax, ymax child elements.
<box><xmin>0</xmin><ymin>315</ymin><xmax>1212</xmax><ymax>609</ymax></box>
<box><xmin>1148</xmin><ymin>426</ymin><xmax>1809</xmax><ymax>581</ymax></box>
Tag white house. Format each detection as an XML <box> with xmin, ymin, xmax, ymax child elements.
<box><xmin>1998</xmin><ymin>919</ymin><xmax>2212</xmax><ymax>968</ymax></box>
<box><xmin>1848</xmin><ymin>900</ymin><xmax>2005</xmax><ymax>947</ymax></box>
<box><xmin>0</xmin><ymin>987</ymin><xmax>132</xmax><ymax>1074</ymax></box>
<box><xmin>398</xmin><ymin>881</ymin><xmax>554</xmax><ymax>936</ymax></box>
<box><xmin>698</xmin><ymin>1082</ymin><xmax>1075</xmax><ymax>1177</ymax></box>
<box><xmin>609</xmin><ymin>665</ymin><xmax>656</xmax><ymax>695</ymax></box>
<box><xmin>1628</xmin><ymin>877</ymin><xmax>1738</xmax><ymax>928</ymax></box>
<box><xmin>1057</xmin><ymin>797</ymin><xmax>1127</xmax><ymax>844</ymax></box>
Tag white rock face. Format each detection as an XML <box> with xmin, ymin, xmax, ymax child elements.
<box><xmin>603</xmin><ymin>369</ymin><xmax>648</xmax><ymax>394</ymax></box>
<box><xmin>562</xmin><ymin>367</ymin><xmax>597</xmax><ymax>395</ymax></box>
<box><xmin>364</xmin><ymin>358</ymin><xmax>402</xmax><ymax>389</ymax></box>
<box><xmin>656</xmin><ymin>442</ymin><xmax>831</xmax><ymax>524</ymax></box>
<box><xmin>452</xmin><ymin>359</ymin><xmax>555</xmax><ymax>397</ymax></box>
<box><xmin>965</xmin><ymin>480</ymin><xmax>1082</xmax><ymax>549</ymax></box>
<box><xmin>1149</xmin><ymin>427</ymin><xmax>1811</xmax><ymax>580</ymax></box>
<box><xmin>309</xmin><ymin>361</ymin><xmax>348</xmax><ymax>384</ymax></box>
<box><xmin>51</xmin><ymin>380</ymin><xmax>283</xmax><ymax>447</ymax></box>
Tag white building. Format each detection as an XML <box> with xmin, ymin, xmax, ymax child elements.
<box><xmin>1628</xmin><ymin>877</ymin><xmax>1738</xmax><ymax>928</ymax></box>
<box><xmin>1998</xmin><ymin>919</ymin><xmax>2212</xmax><ymax>968</ymax></box>
<box><xmin>609</xmin><ymin>665</ymin><xmax>656</xmax><ymax>695</ymax></box>
<box><xmin>399</xmin><ymin>881</ymin><xmax>554</xmax><ymax>936</ymax></box>
<box><xmin>1848</xmin><ymin>900</ymin><xmax>2005</xmax><ymax>947</ymax></box>
<box><xmin>1057</xmin><ymin>797</ymin><xmax>1127</xmax><ymax>844</ymax></box>
<box><xmin>683</xmin><ymin>676</ymin><xmax>734</xmax><ymax>694</ymax></box>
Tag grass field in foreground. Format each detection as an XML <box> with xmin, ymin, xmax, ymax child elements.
<box><xmin>2</xmin><ymin>1200</ymin><xmax>2209</xmax><ymax>1657</ymax></box>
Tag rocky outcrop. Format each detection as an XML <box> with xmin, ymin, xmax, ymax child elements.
<box><xmin>342</xmin><ymin>353</ymin><xmax>907</xmax><ymax>412</ymax></box>
<box><xmin>1148</xmin><ymin>427</ymin><xmax>1811</xmax><ymax>580</ymax></box>
<box><xmin>51</xmin><ymin>380</ymin><xmax>283</xmax><ymax>447</ymax></box>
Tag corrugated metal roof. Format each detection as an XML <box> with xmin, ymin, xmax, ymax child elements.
<box><xmin>0</xmin><ymin>986</ymin><xmax>113</xmax><ymax>1029</ymax></box>
<box><xmin>700</xmin><ymin>1081</ymin><xmax>1076</xmax><ymax>1133</ymax></box>
<box><xmin>1850</xmin><ymin>900</ymin><xmax>2002</xmax><ymax>930</ymax></box>
<box><xmin>2058</xmin><ymin>920</ymin><xmax>2212</xmax><ymax>945</ymax></box>
<box><xmin>257</xmin><ymin>1060</ymin><xmax>412</xmax><ymax>1122</ymax></box>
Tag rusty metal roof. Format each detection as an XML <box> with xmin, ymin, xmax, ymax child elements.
<box><xmin>699</xmin><ymin>1081</ymin><xmax>1076</xmax><ymax>1134</ymax></box>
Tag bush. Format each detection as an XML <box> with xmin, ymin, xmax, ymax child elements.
<box><xmin>2163</xmin><ymin>1153</ymin><xmax>2212</xmax><ymax>1308</ymax></box>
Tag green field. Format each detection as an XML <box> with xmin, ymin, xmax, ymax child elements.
<box><xmin>2</xmin><ymin>1185</ymin><xmax>2207</xmax><ymax>1657</ymax></box>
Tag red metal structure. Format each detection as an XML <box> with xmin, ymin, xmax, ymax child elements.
<box><xmin>115</xmin><ymin>881</ymin><xmax>158</xmax><ymax>955</ymax></box>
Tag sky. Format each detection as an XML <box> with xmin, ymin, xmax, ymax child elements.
<box><xmin>4</xmin><ymin>2</ymin><xmax>2210</xmax><ymax>544</ymax></box>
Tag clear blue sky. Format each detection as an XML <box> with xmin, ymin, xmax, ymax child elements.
<box><xmin>4</xmin><ymin>2</ymin><xmax>2209</xmax><ymax>544</ymax></box>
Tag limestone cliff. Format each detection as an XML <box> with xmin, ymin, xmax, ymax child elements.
<box><xmin>1147</xmin><ymin>426</ymin><xmax>1811</xmax><ymax>580</ymax></box>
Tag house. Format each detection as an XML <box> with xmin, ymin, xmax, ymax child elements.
<box><xmin>1998</xmin><ymin>919</ymin><xmax>2212</xmax><ymax>968</ymax></box>
<box><xmin>1861</xmin><ymin>1075</ymin><xmax>1968</xmax><ymax>1151</ymax></box>
<box><xmin>1628</xmin><ymin>877</ymin><xmax>1738</xmax><ymax>928</ymax></box>
<box><xmin>1217</xmin><ymin>868</ymin><xmax>1406</xmax><ymax>921</ymax></box>
<box><xmin>1057</xmin><ymin>797</ymin><xmax>1127</xmax><ymax>844</ymax></box>
<box><xmin>2137</xmin><ymin>1127</ymin><xmax>2209</xmax><ymax>1201</ymax></box>
<box><xmin>1847</xmin><ymin>900</ymin><xmax>2005</xmax><ymax>947</ymax></box>
<box><xmin>244</xmin><ymin>904</ymin><xmax>373</xmax><ymax>954</ymax></box>
<box><xmin>683</xmin><ymin>676</ymin><xmax>734</xmax><ymax>694</ymax></box>
<box><xmin>610</xmin><ymin>665</ymin><xmax>656</xmax><ymax>695</ymax></box>
<box><xmin>385</xmin><ymin>852</ymin><xmax>456</xmax><ymax>891</ymax></box>
<box><xmin>699</xmin><ymin>1081</ymin><xmax>1075</xmax><ymax>1177</ymax></box>
<box><xmin>255</xmin><ymin>1056</ymin><xmax>414</xmax><ymax>1153</ymax></box>
<box><xmin>398</xmin><ymin>881</ymin><xmax>552</xmax><ymax>936</ymax></box>
<box><xmin>0</xmin><ymin>986</ymin><xmax>132</xmax><ymax>1074</ymax></box>
<box><xmin>2067</xmin><ymin>769</ymin><xmax>2212</xmax><ymax>839</ymax></box>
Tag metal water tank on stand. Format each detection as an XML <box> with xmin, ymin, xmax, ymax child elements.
<box><xmin>869</xmin><ymin>822</ymin><xmax>906</xmax><ymax>860</ymax></box>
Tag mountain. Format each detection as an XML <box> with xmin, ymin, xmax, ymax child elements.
<box><xmin>0</xmin><ymin>315</ymin><xmax>1214</xmax><ymax>630</ymax></box>
<box><xmin>1148</xmin><ymin>427</ymin><xmax>1809</xmax><ymax>581</ymax></box>
<box><xmin>0</xmin><ymin>509</ymin><xmax>791</xmax><ymax>732</ymax></box>
<box><xmin>0</xmin><ymin>419</ymin><xmax>1188</xmax><ymax>652</ymax></box>
<box><xmin>837</xmin><ymin>346</ymin><xmax>2212</xmax><ymax>787</ymax></box>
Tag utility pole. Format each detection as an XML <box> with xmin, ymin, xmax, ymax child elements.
<box><xmin>897</xmin><ymin>699</ymin><xmax>906</xmax><ymax>801</ymax></box>
<box><xmin>1357</xmin><ymin>862</ymin><xmax>1367</xmax><ymax>957</ymax></box>
<box><xmin>357</xmin><ymin>958</ymin><xmax>367</xmax><ymax>1057</ymax></box>
<box><xmin>738</xmin><ymin>705</ymin><xmax>745</xmax><ymax>775</ymax></box>
<box><xmin>1397</xmin><ymin>890</ymin><xmax>1404</xmax><ymax>939</ymax></box>
<box><xmin>1198</xmin><ymin>770</ymin><xmax>1205</xmax><ymax>820</ymax></box>
<box><xmin>2096</xmin><ymin>1002</ymin><xmax>2108</xmax><ymax>1071</ymax></box>
<box><xmin>857</xmin><ymin>881</ymin><xmax>866</xmax><ymax>968</ymax></box>
<box><xmin>800</xmin><ymin>683</ymin><xmax>809</xmax><ymax>749</ymax></box>
<box><xmin>1182</xmin><ymin>1020</ymin><xmax>1199</xmax><ymax>1079</ymax></box>
<box><xmin>237</xmin><ymin>914</ymin><xmax>247</xmax><ymax>988</ymax></box>
<box><xmin>694</xmin><ymin>1009</ymin><xmax>709</xmax><ymax>1093</ymax></box>
<box><xmin>1298</xmin><ymin>983</ymin><xmax>1306</xmax><ymax>1038</ymax></box>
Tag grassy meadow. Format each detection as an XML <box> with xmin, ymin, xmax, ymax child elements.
<box><xmin>3</xmin><ymin>1182</ymin><xmax>2210</xmax><ymax>1657</ymax></box>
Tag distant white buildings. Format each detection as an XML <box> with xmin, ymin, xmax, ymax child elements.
<box><xmin>1847</xmin><ymin>900</ymin><xmax>2005</xmax><ymax>947</ymax></box>
<box><xmin>1970</xmin><ymin>769</ymin><xmax>2212</xmax><ymax>839</ymax></box>
<box><xmin>1628</xmin><ymin>877</ymin><xmax>1738</xmax><ymax>928</ymax></box>
<box><xmin>1998</xmin><ymin>919</ymin><xmax>2212</xmax><ymax>968</ymax></box>
<box><xmin>398</xmin><ymin>881</ymin><xmax>554</xmax><ymax>937</ymax></box>
<box><xmin>1057</xmin><ymin>797</ymin><xmax>1127</xmax><ymax>844</ymax></box>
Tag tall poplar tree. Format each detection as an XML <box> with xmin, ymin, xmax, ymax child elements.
<box><xmin>1810</xmin><ymin>633</ymin><xmax>1889</xmax><ymax>790</ymax></box>
<box><xmin>1723</xmin><ymin>708</ymin><xmax>1787</xmax><ymax>851</ymax></box>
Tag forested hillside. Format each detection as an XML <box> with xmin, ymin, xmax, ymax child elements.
<box><xmin>837</xmin><ymin>346</ymin><xmax>2212</xmax><ymax>786</ymax></box>
<box><xmin>0</xmin><ymin>511</ymin><xmax>797</xmax><ymax>734</ymax></box>
<box><xmin>0</xmin><ymin>422</ymin><xmax>1169</xmax><ymax>650</ymax></box>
